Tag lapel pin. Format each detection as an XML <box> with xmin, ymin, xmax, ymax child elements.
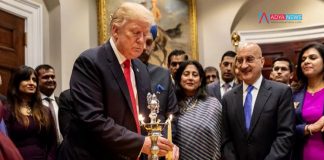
<box><xmin>293</xmin><ymin>102</ymin><xmax>300</xmax><ymax>109</ymax></box>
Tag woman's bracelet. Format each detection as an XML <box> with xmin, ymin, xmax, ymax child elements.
<box><xmin>306</xmin><ymin>124</ymin><xmax>313</xmax><ymax>136</ymax></box>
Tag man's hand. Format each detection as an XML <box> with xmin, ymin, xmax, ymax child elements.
<box><xmin>172</xmin><ymin>144</ymin><xmax>179</xmax><ymax>160</ymax></box>
<box><xmin>142</xmin><ymin>136</ymin><xmax>174</xmax><ymax>156</ymax></box>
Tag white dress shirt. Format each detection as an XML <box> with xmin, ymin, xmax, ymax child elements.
<box><xmin>242</xmin><ymin>75</ymin><xmax>263</xmax><ymax>112</ymax></box>
<box><xmin>220</xmin><ymin>79</ymin><xmax>235</xmax><ymax>98</ymax></box>
<box><xmin>41</xmin><ymin>93</ymin><xmax>63</xmax><ymax>143</ymax></box>
<box><xmin>110</xmin><ymin>38</ymin><xmax>139</xmax><ymax>114</ymax></box>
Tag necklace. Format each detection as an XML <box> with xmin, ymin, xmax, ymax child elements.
<box><xmin>307</xmin><ymin>87</ymin><xmax>324</xmax><ymax>96</ymax></box>
<box><xmin>21</xmin><ymin>105</ymin><xmax>32</xmax><ymax>116</ymax></box>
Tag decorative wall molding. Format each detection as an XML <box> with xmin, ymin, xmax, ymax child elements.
<box><xmin>0</xmin><ymin>0</ymin><xmax>43</xmax><ymax>68</ymax></box>
<box><xmin>238</xmin><ymin>24</ymin><xmax>324</xmax><ymax>44</ymax></box>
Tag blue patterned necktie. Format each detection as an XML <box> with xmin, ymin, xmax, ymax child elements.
<box><xmin>244</xmin><ymin>85</ymin><xmax>254</xmax><ymax>131</ymax></box>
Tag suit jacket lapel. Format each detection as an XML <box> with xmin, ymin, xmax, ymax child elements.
<box><xmin>248</xmin><ymin>79</ymin><xmax>271</xmax><ymax>136</ymax></box>
<box><xmin>104</xmin><ymin>43</ymin><xmax>134</xmax><ymax>114</ymax></box>
<box><xmin>132</xmin><ymin>60</ymin><xmax>149</xmax><ymax>117</ymax></box>
<box><xmin>233</xmin><ymin>85</ymin><xmax>246</xmax><ymax>133</ymax></box>
<box><xmin>216</xmin><ymin>83</ymin><xmax>222</xmax><ymax>100</ymax></box>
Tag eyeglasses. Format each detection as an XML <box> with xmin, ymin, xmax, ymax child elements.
<box><xmin>206</xmin><ymin>75</ymin><xmax>217</xmax><ymax>79</ymax></box>
<box><xmin>170</xmin><ymin>62</ymin><xmax>183</xmax><ymax>67</ymax></box>
<box><xmin>272</xmin><ymin>66</ymin><xmax>289</xmax><ymax>72</ymax></box>
<box><xmin>236</xmin><ymin>56</ymin><xmax>261</xmax><ymax>66</ymax></box>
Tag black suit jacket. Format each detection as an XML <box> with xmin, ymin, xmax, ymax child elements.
<box><xmin>58</xmin><ymin>89</ymin><xmax>74</xmax><ymax>137</ymax></box>
<box><xmin>147</xmin><ymin>64</ymin><xmax>178</xmax><ymax>137</ymax></box>
<box><xmin>221</xmin><ymin>78</ymin><xmax>295</xmax><ymax>160</ymax></box>
<box><xmin>58</xmin><ymin>41</ymin><xmax>151</xmax><ymax>160</ymax></box>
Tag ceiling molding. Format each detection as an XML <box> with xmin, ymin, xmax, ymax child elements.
<box><xmin>238</xmin><ymin>23</ymin><xmax>324</xmax><ymax>44</ymax></box>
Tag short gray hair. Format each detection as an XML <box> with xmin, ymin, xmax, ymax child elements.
<box><xmin>110</xmin><ymin>2</ymin><xmax>154</xmax><ymax>33</ymax></box>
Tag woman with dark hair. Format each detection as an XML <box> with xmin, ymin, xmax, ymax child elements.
<box><xmin>173</xmin><ymin>60</ymin><xmax>222</xmax><ymax>160</ymax></box>
<box><xmin>5</xmin><ymin>65</ymin><xmax>57</xmax><ymax>160</ymax></box>
<box><xmin>293</xmin><ymin>42</ymin><xmax>324</xmax><ymax>160</ymax></box>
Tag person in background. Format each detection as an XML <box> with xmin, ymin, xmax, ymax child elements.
<box><xmin>207</xmin><ymin>51</ymin><xmax>237</xmax><ymax>101</ymax></box>
<box><xmin>222</xmin><ymin>43</ymin><xmax>294</xmax><ymax>160</ymax></box>
<box><xmin>0</xmin><ymin>131</ymin><xmax>23</xmax><ymax>160</ymax></box>
<box><xmin>35</xmin><ymin>64</ymin><xmax>63</xmax><ymax>144</ymax></box>
<box><xmin>0</xmin><ymin>74</ymin><xmax>7</xmax><ymax>136</ymax></box>
<box><xmin>232</xmin><ymin>57</ymin><xmax>242</xmax><ymax>84</ymax></box>
<box><xmin>138</xmin><ymin>25</ymin><xmax>179</xmax><ymax>138</ymax></box>
<box><xmin>271</xmin><ymin>57</ymin><xmax>294</xmax><ymax>85</ymax></box>
<box><xmin>0</xmin><ymin>83</ymin><xmax>23</xmax><ymax>160</ymax></box>
<box><xmin>292</xmin><ymin>42</ymin><xmax>324</xmax><ymax>160</ymax></box>
<box><xmin>167</xmin><ymin>49</ymin><xmax>188</xmax><ymax>83</ymax></box>
<box><xmin>173</xmin><ymin>60</ymin><xmax>222</xmax><ymax>160</ymax></box>
<box><xmin>204</xmin><ymin>66</ymin><xmax>219</xmax><ymax>84</ymax></box>
<box><xmin>5</xmin><ymin>65</ymin><xmax>57</xmax><ymax>160</ymax></box>
<box><xmin>58</xmin><ymin>2</ymin><xmax>177</xmax><ymax>160</ymax></box>
<box><xmin>57</xmin><ymin>89</ymin><xmax>74</xmax><ymax>137</ymax></box>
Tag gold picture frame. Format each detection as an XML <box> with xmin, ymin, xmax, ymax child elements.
<box><xmin>97</xmin><ymin>0</ymin><xmax>198</xmax><ymax>65</ymax></box>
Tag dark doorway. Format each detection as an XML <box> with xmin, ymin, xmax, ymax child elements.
<box><xmin>0</xmin><ymin>9</ymin><xmax>25</xmax><ymax>96</ymax></box>
<box><xmin>259</xmin><ymin>38</ymin><xmax>324</xmax><ymax>81</ymax></box>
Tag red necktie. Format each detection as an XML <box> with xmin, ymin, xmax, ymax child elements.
<box><xmin>123</xmin><ymin>60</ymin><xmax>141</xmax><ymax>134</ymax></box>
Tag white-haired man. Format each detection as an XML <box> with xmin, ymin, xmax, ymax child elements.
<box><xmin>58</xmin><ymin>2</ymin><xmax>177</xmax><ymax>160</ymax></box>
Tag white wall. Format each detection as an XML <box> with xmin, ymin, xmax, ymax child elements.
<box><xmin>60</xmin><ymin>0</ymin><xmax>97</xmax><ymax>91</ymax></box>
<box><xmin>233</xmin><ymin>0</ymin><xmax>324</xmax><ymax>31</ymax></box>
<box><xmin>196</xmin><ymin>0</ymin><xmax>245</xmax><ymax>70</ymax></box>
<box><xmin>30</xmin><ymin>0</ymin><xmax>97</xmax><ymax>94</ymax></box>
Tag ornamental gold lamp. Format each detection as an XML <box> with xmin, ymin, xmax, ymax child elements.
<box><xmin>139</xmin><ymin>93</ymin><xmax>173</xmax><ymax>160</ymax></box>
<box><xmin>231</xmin><ymin>31</ymin><xmax>241</xmax><ymax>52</ymax></box>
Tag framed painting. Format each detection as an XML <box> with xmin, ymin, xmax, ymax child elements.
<box><xmin>97</xmin><ymin>0</ymin><xmax>198</xmax><ymax>66</ymax></box>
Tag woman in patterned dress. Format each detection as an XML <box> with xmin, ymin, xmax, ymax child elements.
<box><xmin>173</xmin><ymin>60</ymin><xmax>222</xmax><ymax>160</ymax></box>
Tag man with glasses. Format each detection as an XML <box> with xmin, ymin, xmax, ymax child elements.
<box><xmin>222</xmin><ymin>43</ymin><xmax>294</xmax><ymax>160</ymax></box>
<box><xmin>167</xmin><ymin>49</ymin><xmax>188</xmax><ymax>83</ymax></box>
<box><xmin>270</xmin><ymin>57</ymin><xmax>294</xmax><ymax>85</ymax></box>
<box><xmin>207</xmin><ymin>51</ymin><xmax>236</xmax><ymax>101</ymax></box>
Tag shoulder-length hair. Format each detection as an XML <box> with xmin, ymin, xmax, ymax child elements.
<box><xmin>174</xmin><ymin>60</ymin><xmax>208</xmax><ymax>102</ymax></box>
<box><xmin>7</xmin><ymin>65</ymin><xmax>51</xmax><ymax>130</ymax></box>
<box><xmin>296</xmin><ymin>42</ymin><xmax>324</xmax><ymax>90</ymax></box>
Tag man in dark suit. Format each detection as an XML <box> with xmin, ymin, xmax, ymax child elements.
<box><xmin>221</xmin><ymin>43</ymin><xmax>295</xmax><ymax>160</ymax></box>
<box><xmin>138</xmin><ymin>25</ymin><xmax>179</xmax><ymax>137</ymax></box>
<box><xmin>58</xmin><ymin>2</ymin><xmax>176</xmax><ymax>160</ymax></box>
<box><xmin>207</xmin><ymin>51</ymin><xmax>236</xmax><ymax>101</ymax></box>
<box><xmin>270</xmin><ymin>57</ymin><xmax>294</xmax><ymax>85</ymax></box>
<box><xmin>35</xmin><ymin>64</ymin><xmax>63</xmax><ymax>144</ymax></box>
<box><xmin>57</xmin><ymin>89</ymin><xmax>74</xmax><ymax>137</ymax></box>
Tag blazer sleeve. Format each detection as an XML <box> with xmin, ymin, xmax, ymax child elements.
<box><xmin>292</xmin><ymin>90</ymin><xmax>307</xmax><ymax>138</ymax></box>
<box><xmin>70</xmin><ymin>53</ymin><xmax>144</xmax><ymax>158</ymax></box>
<box><xmin>221</xmin><ymin>96</ymin><xmax>238</xmax><ymax>160</ymax></box>
<box><xmin>264</xmin><ymin>87</ymin><xmax>295</xmax><ymax>160</ymax></box>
